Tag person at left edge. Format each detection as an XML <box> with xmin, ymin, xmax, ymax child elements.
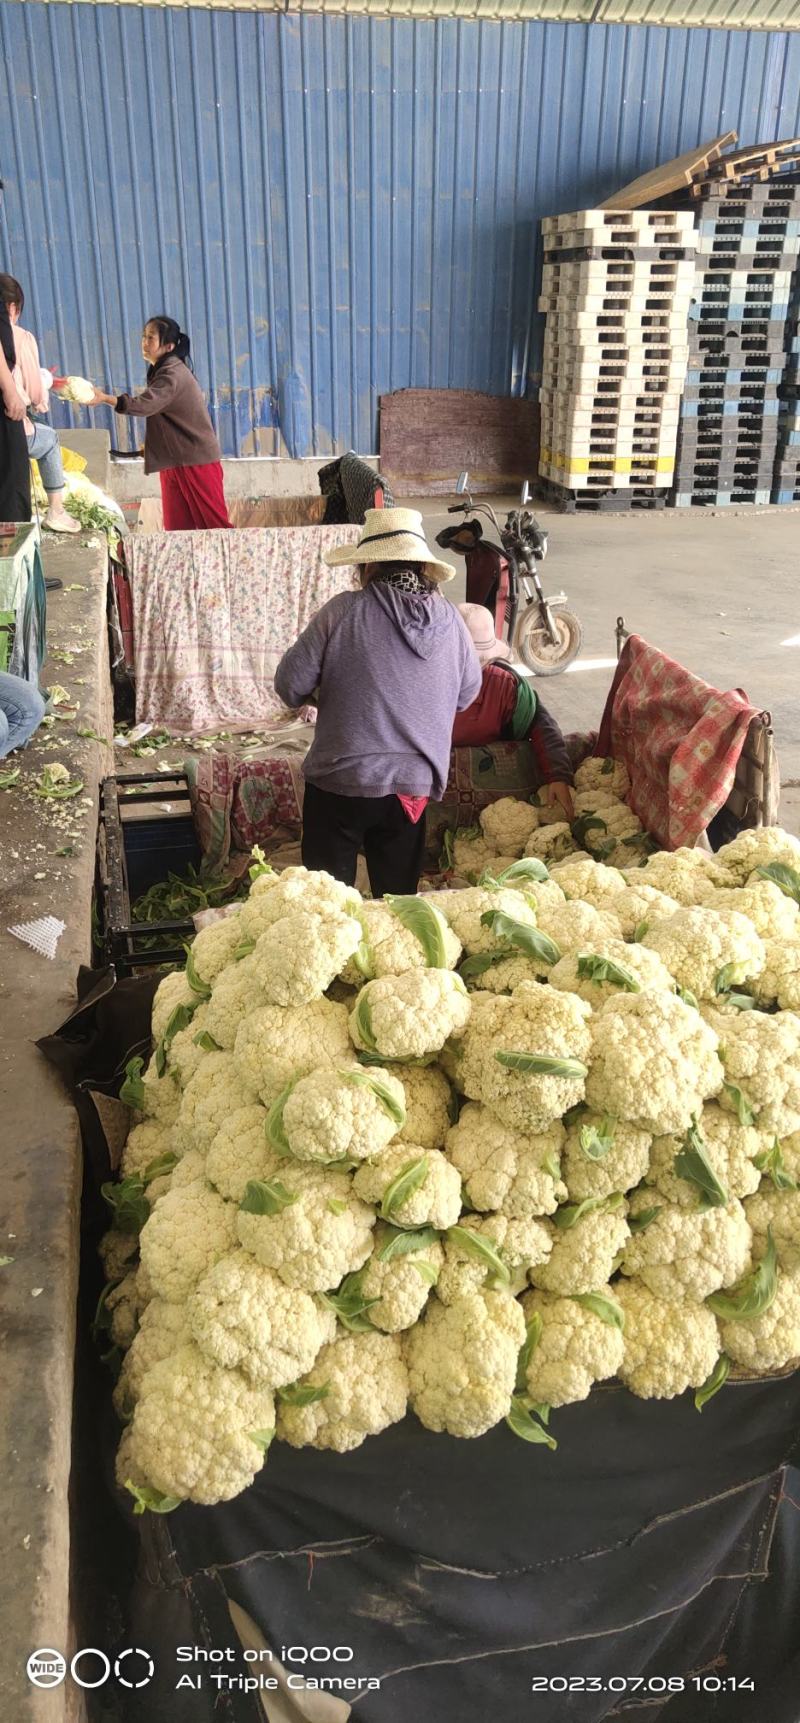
<box><xmin>274</xmin><ymin>508</ymin><xmax>482</xmax><ymax>897</ymax></box>
<box><xmin>0</xmin><ymin>284</ymin><xmax>31</xmax><ymax>524</ymax></box>
<box><xmin>90</xmin><ymin>316</ymin><xmax>231</xmax><ymax>531</ymax></box>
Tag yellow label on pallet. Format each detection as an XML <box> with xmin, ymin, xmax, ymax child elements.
<box><xmin>540</xmin><ymin>447</ymin><xmax>675</xmax><ymax>475</ymax></box>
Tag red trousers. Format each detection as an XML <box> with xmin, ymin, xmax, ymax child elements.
<box><xmin>159</xmin><ymin>461</ymin><xmax>231</xmax><ymax>531</ymax></box>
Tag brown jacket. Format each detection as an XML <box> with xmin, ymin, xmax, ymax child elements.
<box><xmin>115</xmin><ymin>356</ymin><xmax>222</xmax><ymax>476</ymax></box>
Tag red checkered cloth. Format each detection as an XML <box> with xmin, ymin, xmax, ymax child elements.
<box><xmin>595</xmin><ymin>634</ymin><xmax>759</xmax><ymax>852</ymax></box>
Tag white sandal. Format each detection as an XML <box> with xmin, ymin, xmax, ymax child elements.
<box><xmin>44</xmin><ymin>512</ymin><xmax>82</xmax><ymax>535</ymax></box>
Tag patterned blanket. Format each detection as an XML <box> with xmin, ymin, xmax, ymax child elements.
<box><xmin>596</xmin><ymin>634</ymin><xmax>762</xmax><ymax>851</ymax></box>
<box><xmin>126</xmin><ymin>526</ymin><xmax>359</xmax><ymax>733</ymax></box>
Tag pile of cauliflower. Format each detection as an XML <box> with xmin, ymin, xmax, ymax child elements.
<box><xmin>98</xmin><ymin>800</ymin><xmax>800</xmax><ymax>1515</ymax></box>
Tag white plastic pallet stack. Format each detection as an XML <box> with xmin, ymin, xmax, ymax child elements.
<box><xmin>537</xmin><ymin>208</ymin><xmax>697</xmax><ymax>509</ymax></box>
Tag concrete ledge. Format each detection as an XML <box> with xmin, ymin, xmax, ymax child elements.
<box><xmin>0</xmin><ymin>538</ymin><xmax>112</xmax><ymax>1721</ymax></box>
<box><xmin>106</xmin><ymin>453</ymin><xmax>379</xmax><ymax>507</ymax></box>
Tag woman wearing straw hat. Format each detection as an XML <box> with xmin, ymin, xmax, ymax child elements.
<box><xmin>274</xmin><ymin>507</ymin><xmax>481</xmax><ymax>895</ymax></box>
<box><xmin>454</xmin><ymin>603</ymin><xmax>574</xmax><ymax>820</ymax></box>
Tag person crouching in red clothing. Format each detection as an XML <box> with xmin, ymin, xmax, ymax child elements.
<box><xmin>453</xmin><ymin>603</ymin><xmax>575</xmax><ymax>820</ymax></box>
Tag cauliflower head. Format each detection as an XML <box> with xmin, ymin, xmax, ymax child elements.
<box><xmin>451</xmin><ymin>827</ymin><xmax>496</xmax><ymax>882</ymax></box>
<box><xmin>279</xmin><ymin>1065</ymin><xmax>405</xmax><ymax>1164</ymax></box>
<box><xmin>630</xmin><ymin>848</ymin><xmax>737</xmax><ymax>906</ymax></box>
<box><xmin>530</xmin><ymin>1199</ymin><xmax>630</xmax><ymax>1296</ymax></box>
<box><xmin>349</xmin><ymin>969</ymin><xmax>470</xmax><ymax>1061</ymax></box>
<box><xmin>121</xmin><ymin>1120</ymin><xmax>174</xmax><ymax>1182</ymax></box>
<box><xmin>479</xmin><ymin>797</ymin><xmax>539</xmax><ymax>857</ymax></box>
<box><xmin>611</xmin><ymin>883</ymin><xmax>681</xmax><ymax>942</ymax></box>
<box><xmin>151</xmin><ymin>971</ymin><xmax>197</xmax><ymax>1046</ymax></box>
<box><xmin>752</xmin><ymin>940</ymin><xmax>800</xmax><ymax>1012</ymax></box>
<box><xmin>437</xmin><ymin>1212</ymin><xmax>551</xmax><ymax>1304</ymax></box>
<box><xmin>520</xmin><ymin>1287</ymin><xmax>625</xmax><ymax>1407</ymax></box>
<box><xmin>188</xmin><ymin>1249</ymin><xmax>336</xmax><ymax>1386</ymax></box>
<box><xmin>716</xmin><ymin>826</ymin><xmax>800</xmax><ymax>886</ymax></box>
<box><xmin>405</xmin><ymin>1288</ymin><xmax>526</xmax><ymax>1437</ymax></box>
<box><xmin>446</xmin><ymin>1103</ymin><xmax>566</xmax><ymax>1217</ymax></box>
<box><xmin>173</xmin><ymin>1051</ymin><xmax>259</xmax><ymax>1156</ymax></box>
<box><xmin>704</xmin><ymin>881</ymin><xmax>799</xmax><ymax>942</ymax></box>
<box><xmin>189</xmin><ymin>916</ymin><xmax>246</xmax><ymax>987</ymax></box>
<box><xmin>549</xmin><ymin>939</ymin><xmax>674</xmax><ymax>1006</ymax></box>
<box><xmin>113</xmin><ymin>1297</ymin><xmax>193</xmax><ymax>1420</ymax></box>
<box><xmin>353</xmin><ymin>1143</ymin><xmax>462</xmax><ymax>1231</ymax></box>
<box><xmin>167</xmin><ymin>1010</ymin><xmax>215</xmax><ymax>1089</ymax></box>
<box><xmin>360</xmin><ymin>1223</ymin><xmax>445</xmax><ymax>1332</ymax></box>
<box><xmin>237</xmin><ymin>868</ymin><xmax>361</xmax><ymax>942</ymax></box>
<box><xmin>720</xmin><ymin>1268</ymin><xmax>800</xmax><ymax>1372</ymax></box>
<box><xmin>204</xmin><ymin>955</ymin><xmax>267</xmax><ymax>1051</ymax></box>
<box><xmin>642</xmin><ymin>906</ymin><xmax>765</xmax><ymax>1000</ymax></box>
<box><xmin>136</xmin><ymin>1062</ymin><xmax>182</xmax><ymax>1129</ymax></box>
<box><xmin>436</xmin><ymin>887</ymin><xmax>538</xmax><ymax>957</ymax></box>
<box><xmin>523</xmin><ymin>822</ymin><xmax>576</xmax><ymax>865</ymax></box>
<box><xmin>562</xmin><ymin>1112</ymin><xmax>651</xmax><ymax>1201</ymax></box>
<box><xmin>393</xmin><ymin>1062</ymin><xmax>454</xmax><ymax>1151</ymax></box>
<box><xmin>615</xmin><ymin>1280</ymin><xmax>720</xmax><ymax>1398</ymax></box>
<box><xmin>586</xmin><ymin>991</ymin><xmax>723</xmax><ymax>1136</ymax></box>
<box><xmin>251</xmin><ymin>908</ymin><xmax>363</xmax><ymax>1007</ymax></box>
<box><xmin>644</xmin><ymin>1105</ymin><xmax>764</xmax><ymax>1207</ymax></box>
<box><xmin>621</xmin><ymin>1192</ymin><xmax>751</xmax><ymax>1300</ymax></box>
<box><xmin>549</xmin><ymin>857</ymin><xmax>626</xmax><ymax>910</ymax></box>
<box><xmin>574</xmin><ymin>756</ymin><xmax>630</xmax><ymax>800</ymax></box>
<box><xmin>139</xmin><ymin>1180</ymin><xmax>238</xmax><ymax>1303</ymax></box>
<box><xmin>714</xmin><ymin>1007</ymin><xmax>800</xmax><ymax>1136</ymax></box>
<box><xmin>125</xmin><ymin>1342</ymin><xmax>274</xmax><ymax>1505</ymax></box>
<box><xmin>236</xmin><ymin>1162</ymin><xmax>375</xmax><ymax>1291</ymax></box>
<box><xmin>234</xmin><ymin>998</ymin><xmax>352</xmax><ymax>1104</ymax></box>
<box><xmin>744</xmin><ymin>1186</ymin><xmax>800</xmax><ymax>1274</ymax></box>
<box><xmin>341</xmin><ymin>897</ymin><xmax>461</xmax><ymax>984</ymax></box>
<box><xmin>276</xmin><ymin>1329</ymin><xmax>408</xmax><ymax>1452</ymax></box>
<box><xmin>205</xmin><ymin>1106</ymin><xmax>275</xmax><ymax>1203</ymax></box>
<box><xmin>455</xmin><ymin>981</ymin><xmax>592</xmax><ymax>1132</ymax></box>
<box><xmin>535</xmin><ymin>898</ymin><xmax>623</xmax><ymax>955</ymax></box>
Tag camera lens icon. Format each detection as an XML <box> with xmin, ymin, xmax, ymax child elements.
<box><xmin>27</xmin><ymin>1650</ymin><xmax>67</xmax><ymax>1689</ymax></box>
<box><xmin>115</xmin><ymin>1648</ymin><xmax>155</xmax><ymax>1689</ymax></box>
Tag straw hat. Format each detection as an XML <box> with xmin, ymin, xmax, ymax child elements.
<box><xmin>323</xmin><ymin>507</ymin><xmax>456</xmax><ymax>583</ymax></box>
<box><xmin>458</xmin><ymin>601</ymin><xmax>511</xmax><ymax>665</ymax></box>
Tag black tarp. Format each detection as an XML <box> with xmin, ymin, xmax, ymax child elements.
<box><xmin>40</xmin><ymin>973</ymin><xmax>800</xmax><ymax>1723</ymax></box>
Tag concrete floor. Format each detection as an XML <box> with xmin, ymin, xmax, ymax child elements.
<box><xmin>409</xmin><ymin>497</ymin><xmax>800</xmax><ymax>825</ymax></box>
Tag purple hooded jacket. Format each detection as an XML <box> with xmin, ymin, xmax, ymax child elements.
<box><xmin>274</xmin><ymin>580</ymin><xmax>482</xmax><ymax>800</ymax></box>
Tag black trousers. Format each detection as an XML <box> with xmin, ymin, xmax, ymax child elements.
<box><xmin>301</xmin><ymin>780</ymin><xmax>426</xmax><ymax>897</ymax></box>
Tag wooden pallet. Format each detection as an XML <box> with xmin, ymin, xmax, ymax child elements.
<box><xmin>599</xmin><ymin>132</ymin><xmax>737</xmax><ymax>211</ymax></box>
<box><xmin>702</xmin><ymin>137</ymin><xmax>800</xmax><ymax>185</ymax></box>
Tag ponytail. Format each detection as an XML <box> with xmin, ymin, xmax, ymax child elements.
<box><xmin>147</xmin><ymin>314</ymin><xmax>193</xmax><ymax>370</ymax></box>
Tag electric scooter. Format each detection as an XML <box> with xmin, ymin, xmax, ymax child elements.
<box><xmin>437</xmin><ymin>473</ymin><xmax>583</xmax><ymax>675</ymax></box>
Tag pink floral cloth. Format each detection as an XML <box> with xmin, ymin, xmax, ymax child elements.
<box><xmin>126</xmin><ymin>526</ymin><xmax>359</xmax><ymax>733</ymax></box>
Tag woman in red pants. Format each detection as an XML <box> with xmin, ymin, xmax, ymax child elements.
<box><xmin>91</xmin><ymin>316</ymin><xmax>231</xmax><ymax>530</ymax></box>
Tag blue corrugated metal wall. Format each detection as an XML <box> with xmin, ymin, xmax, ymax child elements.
<box><xmin>2</xmin><ymin>5</ymin><xmax>800</xmax><ymax>457</ymax></box>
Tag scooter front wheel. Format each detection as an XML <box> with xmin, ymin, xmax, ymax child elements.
<box><xmin>515</xmin><ymin>606</ymin><xmax>583</xmax><ymax>676</ymax></box>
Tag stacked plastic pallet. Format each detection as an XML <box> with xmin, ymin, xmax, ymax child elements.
<box><xmin>773</xmin><ymin>245</ymin><xmax>800</xmax><ymax>504</ymax></box>
<box><xmin>672</xmin><ymin>179</ymin><xmax>800</xmax><ymax>507</ymax></box>
<box><xmin>537</xmin><ymin>209</ymin><xmax>696</xmax><ymax>513</ymax></box>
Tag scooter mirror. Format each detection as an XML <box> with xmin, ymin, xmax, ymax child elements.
<box><xmin>456</xmin><ymin>471</ymin><xmax>469</xmax><ymax>495</ymax></box>
<box><xmin>520</xmin><ymin>479</ymin><xmax>531</xmax><ymax>506</ymax></box>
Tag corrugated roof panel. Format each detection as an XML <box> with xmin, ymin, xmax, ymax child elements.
<box><xmin>4</xmin><ymin>6</ymin><xmax>800</xmax><ymax>459</ymax></box>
